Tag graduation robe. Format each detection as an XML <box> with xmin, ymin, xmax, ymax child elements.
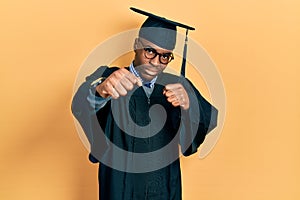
<box><xmin>72</xmin><ymin>66</ymin><xmax>218</xmax><ymax>200</ymax></box>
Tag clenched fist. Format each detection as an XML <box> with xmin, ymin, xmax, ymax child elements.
<box><xmin>96</xmin><ymin>68</ymin><xmax>142</xmax><ymax>99</ymax></box>
<box><xmin>163</xmin><ymin>83</ymin><xmax>190</xmax><ymax>110</ymax></box>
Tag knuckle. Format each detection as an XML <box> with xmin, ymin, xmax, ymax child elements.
<box><xmin>127</xmin><ymin>86</ymin><xmax>133</xmax><ymax>91</ymax></box>
<box><xmin>127</xmin><ymin>83</ymin><xmax>134</xmax><ymax>90</ymax></box>
<box><xmin>121</xmin><ymin>91</ymin><xmax>128</xmax><ymax>96</ymax></box>
<box><xmin>122</xmin><ymin>90</ymin><xmax>127</xmax><ymax>96</ymax></box>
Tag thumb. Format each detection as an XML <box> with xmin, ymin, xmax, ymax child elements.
<box><xmin>135</xmin><ymin>77</ymin><xmax>142</xmax><ymax>87</ymax></box>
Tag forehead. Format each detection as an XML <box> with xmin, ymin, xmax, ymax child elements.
<box><xmin>139</xmin><ymin>37</ymin><xmax>173</xmax><ymax>53</ymax></box>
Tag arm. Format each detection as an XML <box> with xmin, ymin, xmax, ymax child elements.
<box><xmin>87</xmin><ymin>83</ymin><xmax>112</xmax><ymax>112</ymax></box>
<box><xmin>165</xmin><ymin>77</ymin><xmax>218</xmax><ymax>156</ymax></box>
<box><xmin>71</xmin><ymin>66</ymin><xmax>142</xmax><ymax>162</ymax></box>
<box><xmin>71</xmin><ymin>66</ymin><xmax>111</xmax><ymax>163</ymax></box>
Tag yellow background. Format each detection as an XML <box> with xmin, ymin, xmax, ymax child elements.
<box><xmin>1</xmin><ymin>0</ymin><xmax>299</xmax><ymax>199</ymax></box>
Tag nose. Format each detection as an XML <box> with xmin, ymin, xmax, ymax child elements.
<box><xmin>149</xmin><ymin>54</ymin><xmax>160</xmax><ymax>66</ymax></box>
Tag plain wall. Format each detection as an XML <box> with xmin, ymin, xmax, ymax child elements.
<box><xmin>0</xmin><ymin>0</ymin><xmax>299</xmax><ymax>199</ymax></box>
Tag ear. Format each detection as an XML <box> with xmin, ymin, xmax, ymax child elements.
<box><xmin>133</xmin><ymin>38</ymin><xmax>139</xmax><ymax>52</ymax></box>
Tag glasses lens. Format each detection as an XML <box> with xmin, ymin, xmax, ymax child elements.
<box><xmin>144</xmin><ymin>48</ymin><xmax>157</xmax><ymax>59</ymax></box>
<box><xmin>143</xmin><ymin>46</ymin><xmax>174</xmax><ymax>64</ymax></box>
<box><xmin>160</xmin><ymin>53</ymin><xmax>173</xmax><ymax>64</ymax></box>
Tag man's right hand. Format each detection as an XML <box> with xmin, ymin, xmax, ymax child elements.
<box><xmin>96</xmin><ymin>68</ymin><xmax>142</xmax><ymax>99</ymax></box>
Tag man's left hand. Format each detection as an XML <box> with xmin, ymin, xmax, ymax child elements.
<box><xmin>163</xmin><ymin>83</ymin><xmax>190</xmax><ymax>110</ymax></box>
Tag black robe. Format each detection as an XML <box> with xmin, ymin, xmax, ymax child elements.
<box><xmin>72</xmin><ymin>66</ymin><xmax>218</xmax><ymax>200</ymax></box>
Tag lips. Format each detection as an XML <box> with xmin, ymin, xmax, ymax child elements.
<box><xmin>135</xmin><ymin>64</ymin><xmax>163</xmax><ymax>81</ymax></box>
<box><xmin>144</xmin><ymin>68</ymin><xmax>159</xmax><ymax>76</ymax></box>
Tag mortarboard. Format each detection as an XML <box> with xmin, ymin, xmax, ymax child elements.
<box><xmin>130</xmin><ymin>7</ymin><xmax>195</xmax><ymax>77</ymax></box>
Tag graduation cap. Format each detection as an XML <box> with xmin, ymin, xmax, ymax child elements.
<box><xmin>130</xmin><ymin>7</ymin><xmax>195</xmax><ymax>77</ymax></box>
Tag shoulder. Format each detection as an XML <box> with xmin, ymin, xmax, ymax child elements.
<box><xmin>87</xmin><ymin>66</ymin><xmax>129</xmax><ymax>80</ymax></box>
<box><xmin>101</xmin><ymin>66</ymin><xmax>121</xmax><ymax>77</ymax></box>
<box><xmin>94</xmin><ymin>66</ymin><xmax>120</xmax><ymax>77</ymax></box>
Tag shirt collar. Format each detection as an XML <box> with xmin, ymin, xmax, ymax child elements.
<box><xmin>129</xmin><ymin>62</ymin><xmax>157</xmax><ymax>88</ymax></box>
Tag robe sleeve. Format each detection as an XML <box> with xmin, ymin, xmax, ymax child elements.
<box><xmin>180</xmin><ymin>78</ymin><xmax>218</xmax><ymax>156</ymax></box>
<box><xmin>71</xmin><ymin>66</ymin><xmax>113</xmax><ymax>163</ymax></box>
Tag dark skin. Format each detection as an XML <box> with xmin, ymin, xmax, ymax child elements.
<box><xmin>96</xmin><ymin>37</ymin><xmax>190</xmax><ymax>110</ymax></box>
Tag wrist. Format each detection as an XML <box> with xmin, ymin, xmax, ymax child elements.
<box><xmin>90</xmin><ymin>77</ymin><xmax>106</xmax><ymax>96</ymax></box>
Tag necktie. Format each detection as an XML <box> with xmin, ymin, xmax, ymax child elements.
<box><xmin>143</xmin><ymin>82</ymin><xmax>152</xmax><ymax>88</ymax></box>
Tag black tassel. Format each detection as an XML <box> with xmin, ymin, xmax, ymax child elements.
<box><xmin>180</xmin><ymin>29</ymin><xmax>189</xmax><ymax>77</ymax></box>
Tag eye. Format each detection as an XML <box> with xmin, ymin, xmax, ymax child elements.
<box><xmin>161</xmin><ymin>53</ymin><xmax>172</xmax><ymax>60</ymax></box>
<box><xmin>144</xmin><ymin>47</ymin><xmax>156</xmax><ymax>55</ymax></box>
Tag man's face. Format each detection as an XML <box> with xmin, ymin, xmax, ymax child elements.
<box><xmin>133</xmin><ymin>38</ymin><xmax>173</xmax><ymax>81</ymax></box>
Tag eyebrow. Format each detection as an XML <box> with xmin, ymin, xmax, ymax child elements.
<box><xmin>145</xmin><ymin>47</ymin><xmax>173</xmax><ymax>56</ymax></box>
<box><xmin>144</xmin><ymin>46</ymin><xmax>173</xmax><ymax>54</ymax></box>
<box><xmin>139</xmin><ymin>38</ymin><xmax>173</xmax><ymax>53</ymax></box>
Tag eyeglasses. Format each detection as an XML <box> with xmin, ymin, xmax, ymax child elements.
<box><xmin>139</xmin><ymin>39</ymin><xmax>174</xmax><ymax>64</ymax></box>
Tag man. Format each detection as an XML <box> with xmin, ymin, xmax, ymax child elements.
<box><xmin>72</xmin><ymin>7</ymin><xmax>218</xmax><ymax>200</ymax></box>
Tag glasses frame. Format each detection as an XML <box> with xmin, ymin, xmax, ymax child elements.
<box><xmin>138</xmin><ymin>39</ymin><xmax>174</xmax><ymax>65</ymax></box>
